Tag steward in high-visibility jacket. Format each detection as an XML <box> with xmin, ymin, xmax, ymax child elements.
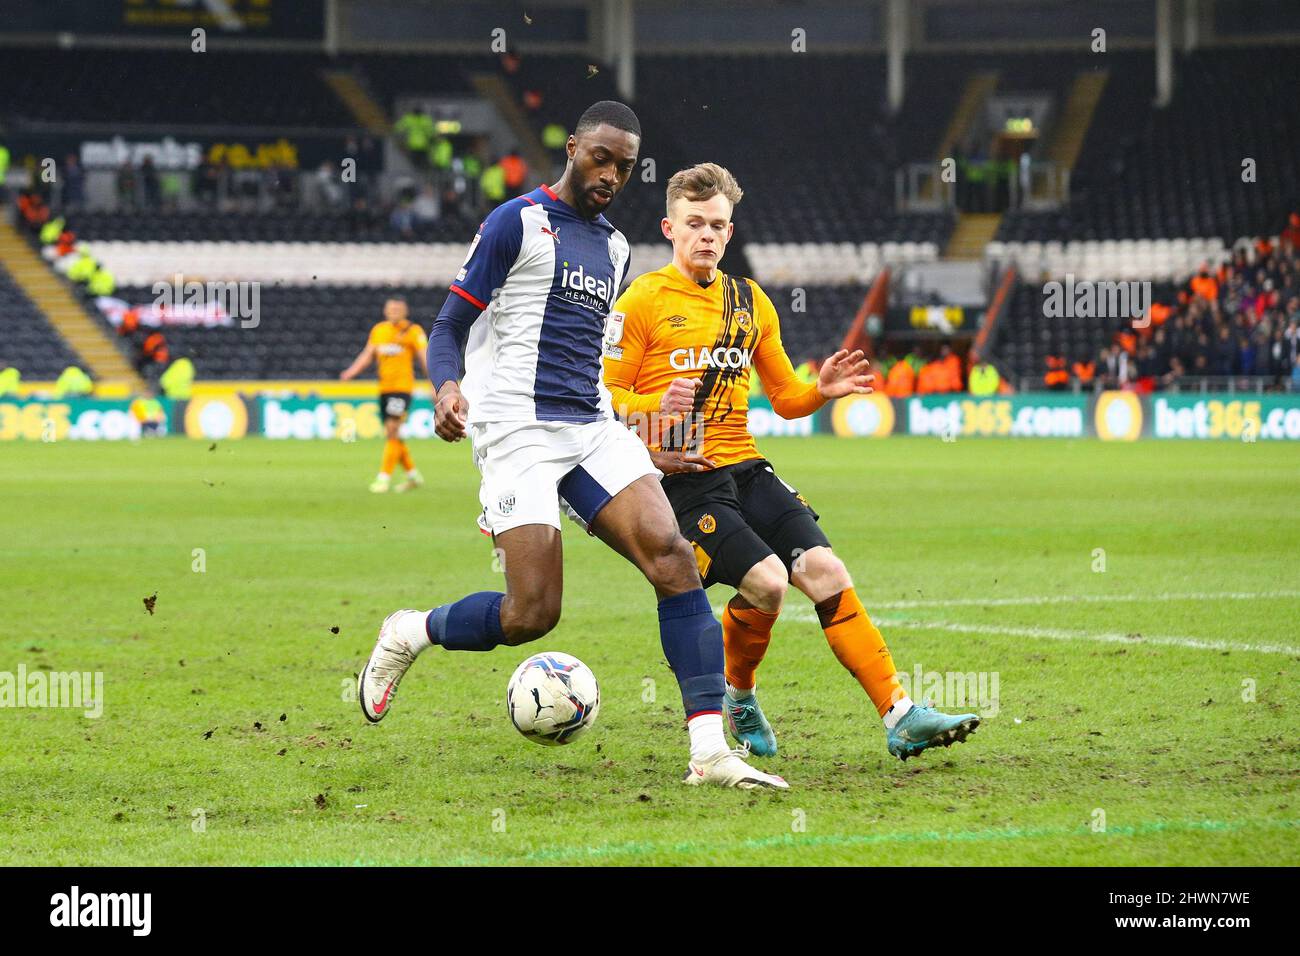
<box><xmin>968</xmin><ymin>361</ymin><xmax>1000</xmax><ymax>396</ymax></box>
<box><xmin>159</xmin><ymin>357</ymin><xmax>195</xmax><ymax>399</ymax></box>
<box><xmin>53</xmin><ymin>366</ymin><xmax>93</xmax><ymax>398</ymax></box>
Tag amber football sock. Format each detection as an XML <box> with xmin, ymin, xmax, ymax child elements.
<box><xmin>815</xmin><ymin>588</ymin><xmax>904</xmax><ymax>717</ymax></box>
<box><xmin>398</xmin><ymin>441</ymin><xmax>414</xmax><ymax>473</ymax></box>
<box><xmin>380</xmin><ymin>438</ymin><xmax>401</xmax><ymax>476</ymax></box>
<box><xmin>722</xmin><ymin>596</ymin><xmax>779</xmax><ymax>691</ymax></box>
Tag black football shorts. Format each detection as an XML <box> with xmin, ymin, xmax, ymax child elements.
<box><xmin>379</xmin><ymin>391</ymin><xmax>412</xmax><ymax>421</ymax></box>
<box><xmin>661</xmin><ymin>457</ymin><xmax>830</xmax><ymax>589</ymax></box>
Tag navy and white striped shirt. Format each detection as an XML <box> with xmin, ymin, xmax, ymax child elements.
<box><xmin>431</xmin><ymin>184</ymin><xmax>632</xmax><ymax>424</ymax></box>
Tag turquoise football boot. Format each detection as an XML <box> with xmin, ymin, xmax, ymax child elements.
<box><xmin>887</xmin><ymin>701</ymin><xmax>980</xmax><ymax>761</ymax></box>
<box><xmin>724</xmin><ymin>689</ymin><xmax>778</xmax><ymax>757</ymax></box>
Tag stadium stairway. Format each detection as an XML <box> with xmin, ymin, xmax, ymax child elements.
<box><xmin>1046</xmin><ymin>70</ymin><xmax>1108</xmax><ymax>172</ymax></box>
<box><xmin>922</xmin><ymin>70</ymin><xmax>999</xmax><ymax>202</ymax></box>
<box><xmin>470</xmin><ymin>73</ymin><xmax>553</xmax><ymax>181</ymax></box>
<box><xmin>322</xmin><ymin>70</ymin><xmax>391</xmax><ymax>134</ymax></box>
<box><xmin>946</xmin><ymin>212</ymin><xmax>1002</xmax><ymax>260</ymax></box>
<box><xmin>937</xmin><ymin>71</ymin><xmax>1000</xmax><ymax>165</ymax></box>
<box><xmin>0</xmin><ymin>222</ymin><xmax>145</xmax><ymax>392</ymax></box>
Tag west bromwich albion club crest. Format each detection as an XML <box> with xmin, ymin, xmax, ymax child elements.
<box><xmin>498</xmin><ymin>492</ymin><xmax>516</xmax><ymax>516</ymax></box>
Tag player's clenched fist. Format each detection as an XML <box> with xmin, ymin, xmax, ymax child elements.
<box><xmin>660</xmin><ymin>377</ymin><xmax>700</xmax><ymax>416</ymax></box>
<box><xmin>434</xmin><ymin>382</ymin><xmax>469</xmax><ymax>442</ymax></box>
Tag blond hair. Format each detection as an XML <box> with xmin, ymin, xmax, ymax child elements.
<box><xmin>665</xmin><ymin>162</ymin><xmax>743</xmax><ymax>217</ymax></box>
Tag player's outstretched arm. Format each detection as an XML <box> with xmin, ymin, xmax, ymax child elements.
<box><xmin>339</xmin><ymin>343</ymin><xmax>375</xmax><ymax>380</ymax></box>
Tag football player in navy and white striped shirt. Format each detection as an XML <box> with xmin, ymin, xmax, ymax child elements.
<box><xmin>358</xmin><ymin>102</ymin><xmax>786</xmax><ymax>789</ymax></box>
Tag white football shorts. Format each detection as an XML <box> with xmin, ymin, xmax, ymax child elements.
<box><xmin>470</xmin><ymin>418</ymin><xmax>660</xmax><ymax>536</ymax></box>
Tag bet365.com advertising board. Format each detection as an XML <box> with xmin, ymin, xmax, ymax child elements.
<box><xmin>825</xmin><ymin>392</ymin><xmax>1300</xmax><ymax>441</ymax></box>
<box><xmin>0</xmin><ymin>398</ymin><xmax>166</xmax><ymax>441</ymax></box>
<box><xmin>6</xmin><ymin>391</ymin><xmax>1300</xmax><ymax>441</ymax></box>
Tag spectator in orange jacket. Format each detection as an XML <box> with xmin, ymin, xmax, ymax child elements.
<box><xmin>18</xmin><ymin>190</ymin><xmax>49</xmax><ymax>232</ymax></box>
<box><xmin>1190</xmin><ymin>264</ymin><xmax>1218</xmax><ymax>303</ymax></box>
<box><xmin>1149</xmin><ymin>301</ymin><xmax>1173</xmax><ymax>327</ymax></box>
<box><xmin>915</xmin><ymin>359</ymin><xmax>945</xmax><ymax>394</ymax></box>
<box><xmin>1044</xmin><ymin>354</ymin><xmax>1068</xmax><ymax>390</ymax></box>
<box><xmin>1072</xmin><ymin>357</ymin><xmax>1096</xmax><ymax>389</ymax></box>
<box><xmin>1282</xmin><ymin>212</ymin><xmax>1300</xmax><ymax>249</ymax></box>
<box><xmin>499</xmin><ymin>149</ymin><xmax>528</xmax><ymax>198</ymax></box>
<box><xmin>118</xmin><ymin>308</ymin><xmax>141</xmax><ymax>337</ymax></box>
<box><xmin>939</xmin><ymin>345</ymin><xmax>963</xmax><ymax>391</ymax></box>
<box><xmin>885</xmin><ymin>356</ymin><xmax>915</xmax><ymax>396</ymax></box>
<box><xmin>137</xmin><ymin>331</ymin><xmax>169</xmax><ymax>372</ymax></box>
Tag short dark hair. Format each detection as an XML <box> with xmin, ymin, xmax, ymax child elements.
<box><xmin>574</xmin><ymin>100</ymin><xmax>641</xmax><ymax>139</ymax></box>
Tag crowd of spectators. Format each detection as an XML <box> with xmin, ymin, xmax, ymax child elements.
<box><xmin>1048</xmin><ymin>215</ymin><xmax>1300</xmax><ymax>393</ymax></box>
<box><xmin>389</xmin><ymin>102</ymin><xmax>530</xmax><ymax>229</ymax></box>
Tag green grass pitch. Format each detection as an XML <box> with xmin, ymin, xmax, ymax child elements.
<box><xmin>1</xmin><ymin>435</ymin><xmax>1297</xmax><ymax>865</ymax></box>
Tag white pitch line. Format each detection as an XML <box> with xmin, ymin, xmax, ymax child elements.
<box><xmin>710</xmin><ymin>602</ymin><xmax>1300</xmax><ymax>656</ymax></box>
<box><xmin>870</xmin><ymin>590</ymin><xmax>1300</xmax><ymax>610</ymax></box>
<box><xmin>876</xmin><ymin>618</ymin><xmax>1300</xmax><ymax>657</ymax></box>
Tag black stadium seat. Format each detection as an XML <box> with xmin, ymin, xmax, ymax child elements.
<box><xmin>0</xmin><ymin>264</ymin><xmax>85</xmax><ymax>379</ymax></box>
<box><xmin>998</xmin><ymin>48</ymin><xmax>1300</xmax><ymax>242</ymax></box>
<box><xmin>90</xmin><ymin>281</ymin><xmax>864</xmax><ymax>381</ymax></box>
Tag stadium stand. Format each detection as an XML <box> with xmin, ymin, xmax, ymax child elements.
<box><xmin>345</xmin><ymin>52</ymin><xmax>489</xmax><ymax>105</ymax></box>
<box><xmin>75</xmin><ymin>239</ymin><xmax>674</xmax><ymax>287</ymax></box>
<box><xmin>60</xmin><ymin>209</ymin><xmax>480</xmax><ymax>244</ymax></box>
<box><xmin>0</xmin><ymin>48</ymin><xmax>357</xmax><ymax>128</ymax></box>
<box><xmin>0</xmin><ymin>262</ymin><xmax>85</xmax><ymax>379</ymax></box>
<box><xmin>986</xmin><ymin>227</ymin><xmax>1300</xmax><ymax>391</ymax></box>
<box><xmin>986</xmin><ymin>236</ymin><xmax>1229</xmax><ymax>282</ymax></box>
<box><xmin>9</xmin><ymin>40</ymin><xmax>1298</xmax><ymax>393</ymax></box>
<box><xmin>85</xmin><ymin>278</ymin><xmax>870</xmax><ymax>383</ymax></box>
<box><xmin>96</xmin><ymin>284</ymin><xmax>443</xmax><ymax>381</ymax></box>
<box><xmin>760</xmin><ymin>284</ymin><xmax>874</xmax><ymax>365</ymax></box>
<box><xmin>998</xmin><ymin>48</ymin><xmax>1300</xmax><ymax>242</ymax></box>
<box><xmin>500</xmin><ymin>52</ymin><xmax>956</xmax><ymax>247</ymax></box>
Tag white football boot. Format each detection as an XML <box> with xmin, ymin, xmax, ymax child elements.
<box><xmin>358</xmin><ymin>610</ymin><xmax>422</xmax><ymax>723</ymax></box>
<box><xmin>683</xmin><ymin>745</ymin><xmax>790</xmax><ymax>790</ymax></box>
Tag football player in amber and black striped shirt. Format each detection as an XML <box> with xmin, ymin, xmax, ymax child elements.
<box><xmin>605</xmin><ymin>163</ymin><xmax>980</xmax><ymax>761</ymax></box>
